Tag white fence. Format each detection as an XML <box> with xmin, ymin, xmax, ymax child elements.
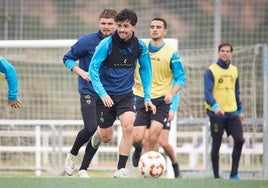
<box><xmin>0</xmin><ymin>118</ymin><xmax>265</xmax><ymax>178</ymax></box>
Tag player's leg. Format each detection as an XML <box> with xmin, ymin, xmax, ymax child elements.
<box><xmin>132</xmin><ymin>125</ymin><xmax>147</xmax><ymax>167</ymax></box>
<box><xmin>78</xmin><ymin>98</ymin><xmax>114</xmax><ymax>177</ymax></box>
<box><xmin>91</xmin><ymin>98</ymin><xmax>115</xmax><ymax>148</ymax></box>
<box><xmin>148</xmin><ymin>120</ymin><xmax>163</xmax><ymax>151</ymax></box>
<box><xmin>227</xmin><ymin>116</ymin><xmax>244</xmax><ymax>179</ymax></box>
<box><xmin>65</xmin><ymin>94</ymin><xmax>95</xmax><ymax>176</ymax></box>
<box><xmin>159</xmin><ymin>127</ymin><xmax>180</xmax><ymax>178</ymax></box>
<box><xmin>148</xmin><ymin>99</ymin><xmax>168</xmax><ymax>151</ymax></box>
<box><xmin>118</xmin><ymin>111</ymin><xmax>135</xmax><ymax>163</ymax></box>
<box><xmin>210</xmin><ymin>117</ymin><xmax>224</xmax><ymax>178</ymax></box>
<box><xmin>142</xmin><ymin>128</ymin><xmax>149</xmax><ymax>153</ymax></box>
<box><xmin>114</xmin><ymin>93</ymin><xmax>136</xmax><ymax>178</ymax></box>
<box><xmin>78</xmin><ymin>95</ymin><xmax>99</xmax><ymax>177</ymax></box>
<box><xmin>132</xmin><ymin>99</ymin><xmax>149</xmax><ymax>167</ymax></box>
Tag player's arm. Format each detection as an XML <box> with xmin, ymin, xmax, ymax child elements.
<box><xmin>137</xmin><ymin>40</ymin><xmax>152</xmax><ymax>102</ymax></box>
<box><xmin>63</xmin><ymin>37</ymin><xmax>90</xmax><ymax>81</ymax></box>
<box><xmin>0</xmin><ymin>57</ymin><xmax>22</xmax><ymax>108</ymax></box>
<box><xmin>235</xmin><ymin>75</ymin><xmax>245</xmax><ymax>122</ymax></box>
<box><xmin>171</xmin><ymin>51</ymin><xmax>186</xmax><ymax>93</ymax></box>
<box><xmin>204</xmin><ymin>69</ymin><xmax>224</xmax><ymax>115</ymax></box>
<box><xmin>89</xmin><ymin>37</ymin><xmax>111</xmax><ymax>99</ymax></box>
<box><xmin>165</xmin><ymin>52</ymin><xmax>186</xmax><ymax>103</ymax></box>
<box><xmin>168</xmin><ymin>92</ymin><xmax>180</xmax><ymax>122</ymax></box>
<box><xmin>137</xmin><ymin>40</ymin><xmax>156</xmax><ymax>114</ymax></box>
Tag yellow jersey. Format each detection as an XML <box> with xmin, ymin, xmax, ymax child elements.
<box><xmin>134</xmin><ymin>41</ymin><xmax>175</xmax><ymax>99</ymax></box>
<box><xmin>205</xmin><ymin>63</ymin><xmax>238</xmax><ymax>112</ymax></box>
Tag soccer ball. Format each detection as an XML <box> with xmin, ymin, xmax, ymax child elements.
<box><xmin>138</xmin><ymin>151</ymin><xmax>166</xmax><ymax>178</ymax></box>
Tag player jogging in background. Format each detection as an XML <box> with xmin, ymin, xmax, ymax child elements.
<box><xmin>132</xmin><ymin>17</ymin><xmax>186</xmax><ymax>169</ymax></box>
<box><xmin>0</xmin><ymin>56</ymin><xmax>22</xmax><ymax>108</ymax></box>
<box><xmin>62</xmin><ymin>9</ymin><xmax>117</xmax><ymax>178</ymax></box>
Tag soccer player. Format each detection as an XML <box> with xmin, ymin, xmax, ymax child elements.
<box><xmin>88</xmin><ymin>9</ymin><xmax>156</xmax><ymax>178</ymax></box>
<box><xmin>132</xmin><ymin>18</ymin><xmax>186</xmax><ymax>168</ymax></box>
<box><xmin>204</xmin><ymin>43</ymin><xmax>245</xmax><ymax>179</ymax></box>
<box><xmin>62</xmin><ymin>9</ymin><xmax>117</xmax><ymax>178</ymax></box>
<box><xmin>0</xmin><ymin>56</ymin><xmax>22</xmax><ymax>108</ymax></box>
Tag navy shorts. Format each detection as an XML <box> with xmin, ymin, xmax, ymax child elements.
<box><xmin>80</xmin><ymin>94</ymin><xmax>98</xmax><ymax>134</ymax></box>
<box><xmin>96</xmin><ymin>92</ymin><xmax>135</xmax><ymax>128</ymax></box>
<box><xmin>134</xmin><ymin>97</ymin><xmax>170</xmax><ymax>127</ymax></box>
<box><xmin>163</xmin><ymin>121</ymin><xmax>172</xmax><ymax>130</ymax></box>
<box><xmin>209</xmin><ymin>116</ymin><xmax>244</xmax><ymax>140</ymax></box>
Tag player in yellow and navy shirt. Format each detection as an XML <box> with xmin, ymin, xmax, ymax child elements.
<box><xmin>132</xmin><ymin>18</ymin><xmax>186</xmax><ymax>169</ymax></box>
<box><xmin>204</xmin><ymin>43</ymin><xmax>245</xmax><ymax>180</ymax></box>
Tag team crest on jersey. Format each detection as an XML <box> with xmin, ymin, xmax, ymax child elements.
<box><xmin>151</xmin><ymin>57</ymin><xmax>161</xmax><ymax>62</ymax></box>
<box><xmin>218</xmin><ymin>77</ymin><xmax>223</xmax><ymax>83</ymax></box>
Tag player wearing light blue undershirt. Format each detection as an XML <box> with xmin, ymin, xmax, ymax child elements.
<box><xmin>88</xmin><ymin>9</ymin><xmax>156</xmax><ymax>178</ymax></box>
<box><xmin>132</xmin><ymin>18</ymin><xmax>186</xmax><ymax>172</ymax></box>
<box><xmin>0</xmin><ymin>56</ymin><xmax>21</xmax><ymax>108</ymax></box>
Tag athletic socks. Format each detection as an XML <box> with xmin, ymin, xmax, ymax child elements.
<box><xmin>172</xmin><ymin>163</ymin><xmax>181</xmax><ymax>178</ymax></box>
<box><xmin>117</xmin><ymin>155</ymin><xmax>128</xmax><ymax>169</ymax></box>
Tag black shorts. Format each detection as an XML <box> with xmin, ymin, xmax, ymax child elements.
<box><xmin>209</xmin><ymin>116</ymin><xmax>244</xmax><ymax>140</ymax></box>
<box><xmin>146</xmin><ymin>121</ymin><xmax>171</xmax><ymax>130</ymax></box>
<box><xmin>163</xmin><ymin>121</ymin><xmax>171</xmax><ymax>130</ymax></box>
<box><xmin>96</xmin><ymin>92</ymin><xmax>135</xmax><ymax>128</ymax></box>
<box><xmin>134</xmin><ymin>97</ymin><xmax>170</xmax><ymax>127</ymax></box>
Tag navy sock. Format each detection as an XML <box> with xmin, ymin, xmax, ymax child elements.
<box><xmin>79</xmin><ymin>141</ymin><xmax>98</xmax><ymax>170</ymax></box>
<box><xmin>117</xmin><ymin>155</ymin><xmax>128</xmax><ymax>169</ymax></box>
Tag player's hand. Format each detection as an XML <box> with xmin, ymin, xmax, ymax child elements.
<box><xmin>80</xmin><ymin>71</ymin><xmax>90</xmax><ymax>81</ymax></box>
<box><xmin>101</xmin><ymin>95</ymin><xmax>114</xmax><ymax>107</ymax></box>
<box><xmin>239</xmin><ymin>113</ymin><xmax>245</xmax><ymax>123</ymax></box>
<box><xmin>164</xmin><ymin>93</ymin><xmax>173</xmax><ymax>104</ymax></box>
<box><xmin>167</xmin><ymin>111</ymin><xmax>175</xmax><ymax>122</ymax></box>
<box><xmin>8</xmin><ymin>99</ymin><xmax>22</xmax><ymax>108</ymax></box>
<box><xmin>144</xmin><ymin>101</ymin><xmax>156</xmax><ymax>114</ymax></box>
<box><xmin>133</xmin><ymin>79</ymin><xmax>140</xmax><ymax>88</ymax></box>
<box><xmin>72</xmin><ymin>66</ymin><xmax>90</xmax><ymax>81</ymax></box>
<box><xmin>215</xmin><ymin>108</ymin><xmax>224</xmax><ymax>116</ymax></box>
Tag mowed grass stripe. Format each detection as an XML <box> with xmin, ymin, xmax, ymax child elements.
<box><xmin>0</xmin><ymin>177</ymin><xmax>268</xmax><ymax>188</ymax></box>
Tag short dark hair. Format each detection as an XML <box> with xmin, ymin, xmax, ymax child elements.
<box><xmin>151</xmin><ymin>17</ymin><xmax>167</xmax><ymax>29</ymax></box>
<box><xmin>218</xmin><ymin>43</ymin><xmax>233</xmax><ymax>52</ymax></box>
<box><xmin>99</xmin><ymin>9</ymin><xmax>117</xmax><ymax>19</ymax></box>
<box><xmin>115</xmin><ymin>9</ymin><xmax>138</xmax><ymax>26</ymax></box>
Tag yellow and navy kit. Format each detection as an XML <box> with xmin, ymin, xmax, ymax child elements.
<box><xmin>204</xmin><ymin>59</ymin><xmax>243</xmax><ymax>118</ymax></box>
<box><xmin>205</xmin><ymin>63</ymin><xmax>238</xmax><ymax>112</ymax></box>
<box><xmin>134</xmin><ymin>40</ymin><xmax>185</xmax><ymax>99</ymax></box>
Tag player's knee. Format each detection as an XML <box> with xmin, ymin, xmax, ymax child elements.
<box><xmin>123</xmin><ymin>124</ymin><xmax>133</xmax><ymax>135</ymax></box>
<box><xmin>100</xmin><ymin>134</ymin><xmax>112</xmax><ymax>143</ymax></box>
<box><xmin>133</xmin><ymin>135</ymin><xmax>143</xmax><ymax>144</ymax></box>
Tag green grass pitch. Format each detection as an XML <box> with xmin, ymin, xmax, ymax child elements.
<box><xmin>0</xmin><ymin>177</ymin><xmax>268</xmax><ymax>188</ymax></box>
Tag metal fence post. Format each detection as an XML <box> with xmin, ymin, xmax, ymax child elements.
<box><xmin>263</xmin><ymin>44</ymin><xmax>268</xmax><ymax>179</ymax></box>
